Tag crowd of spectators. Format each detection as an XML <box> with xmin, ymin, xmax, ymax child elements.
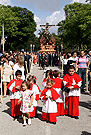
<box><xmin>0</xmin><ymin>50</ymin><xmax>91</xmax><ymax>96</ymax></box>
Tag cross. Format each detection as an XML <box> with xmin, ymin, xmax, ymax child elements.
<box><xmin>40</xmin><ymin>23</ymin><xmax>55</xmax><ymax>39</ymax></box>
<box><xmin>40</xmin><ymin>23</ymin><xmax>55</xmax><ymax>34</ymax></box>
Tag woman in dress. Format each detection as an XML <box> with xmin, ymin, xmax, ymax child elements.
<box><xmin>2</xmin><ymin>56</ymin><xmax>12</xmax><ymax>97</ymax></box>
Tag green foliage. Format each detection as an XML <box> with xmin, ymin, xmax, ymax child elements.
<box><xmin>34</xmin><ymin>36</ymin><xmax>40</xmax><ymax>51</ymax></box>
<box><xmin>0</xmin><ymin>5</ymin><xmax>36</xmax><ymax>51</ymax></box>
<box><xmin>58</xmin><ymin>2</ymin><xmax>91</xmax><ymax>51</ymax></box>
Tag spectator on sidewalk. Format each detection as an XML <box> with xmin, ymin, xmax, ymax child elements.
<box><xmin>2</xmin><ymin>56</ymin><xmax>12</xmax><ymax>97</ymax></box>
<box><xmin>13</xmin><ymin>55</ymin><xmax>25</xmax><ymax>80</ymax></box>
<box><xmin>76</xmin><ymin>50</ymin><xmax>89</xmax><ymax>93</ymax></box>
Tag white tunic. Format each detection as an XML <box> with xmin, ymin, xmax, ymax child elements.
<box><xmin>42</xmin><ymin>90</ymin><xmax>57</xmax><ymax>113</ymax></box>
<box><xmin>63</xmin><ymin>78</ymin><xmax>82</xmax><ymax>97</ymax></box>
<box><xmin>54</xmin><ymin>88</ymin><xmax>64</xmax><ymax>103</ymax></box>
<box><xmin>32</xmin><ymin>84</ymin><xmax>39</xmax><ymax>106</ymax></box>
<box><xmin>8</xmin><ymin>82</ymin><xmax>21</xmax><ymax>99</ymax></box>
<box><xmin>13</xmin><ymin>63</ymin><xmax>25</xmax><ymax>80</ymax></box>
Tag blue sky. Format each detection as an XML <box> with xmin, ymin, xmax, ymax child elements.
<box><xmin>0</xmin><ymin>0</ymin><xmax>87</xmax><ymax>36</ymax></box>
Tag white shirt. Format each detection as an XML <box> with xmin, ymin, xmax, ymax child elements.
<box><xmin>42</xmin><ymin>90</ymin><xmax>57</xmax><ymax>113</ymax></box>
<box><xmin>13</xmin><ymin>63</ymin><xmax>25</xmax><ymax>80</ymax></box>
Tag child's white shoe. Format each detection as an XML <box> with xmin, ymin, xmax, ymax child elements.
<box><xmin>23</xmin><ymin>121</ymin><xmax>26</xmax><ymax>126</ymax></box>
<box><xmin>28</xmin><ymin>118</ymin><xmax>31</xmax><ymax>125</ymax></box>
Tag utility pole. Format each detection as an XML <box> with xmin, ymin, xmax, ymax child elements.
<box><xmin>2</xmin><ymin>22</ymin><xmax>4</xmax><ymax>52</ymax></box>
<box><xmin>2</xmin><ymin>0</ymin><xmax>4</xmax><ymax>52</ymax></box>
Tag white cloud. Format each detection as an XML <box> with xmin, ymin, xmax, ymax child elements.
<box><xmin>34</xmin><ymin>8</ymin><xmax>65</xmax><ymax>36</ymax></box>
<box><xmin>34</xmin><ymin>0</ymin><xmax>87</xmax><ymax>36</ymax></box>
<box><xmin>34</xmin><ymin>15</ymin><xmax>41</xmax><ymax>23</ymax></box>
<box><xmin>12</xmin><ymin>0</ymin><xmax>63</xmax><ymax>12</ymax></box>
<box><xmin>71</xmin><ymin>0</ymin><xmax>87</xmax><ymax>4</ymax></box>
<box><xmin>0</xmin><ymin>0</ymin><xmax>12</xmax><ymax>6</ymax></box>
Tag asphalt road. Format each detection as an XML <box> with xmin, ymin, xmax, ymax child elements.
<box><xmin>0</xmin><ymin>65</ymin><xmax>91</xmax><ymax>135</ymax></box>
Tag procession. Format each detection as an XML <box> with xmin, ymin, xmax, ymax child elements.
<box><xmin>0</xmin><ymin>0</ymin><xmax>91</xmax><ymax>135</ymax></box>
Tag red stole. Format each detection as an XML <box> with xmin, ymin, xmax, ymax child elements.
<box><xmin>40</xmin><ymin>87</ymin><xmax>60</xmax><ymax>101</ymax></box>
<box><xmin>63</xmin><ymin>73</ymin><xmax>82</xmax><ymax>87</ymax></box>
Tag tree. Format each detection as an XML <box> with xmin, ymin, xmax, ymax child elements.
<box><xmin>0</xmin><ymin>5</ymin><xmax>36</xmax><ymax>51</ymax></box>
<box><xmin>58</xmin><ymin>2</ymin><xmax>91</xmax><ymax>51</ymax></box>
<box><xmin>0</xmin><ymin>4</ymin><xmax>19</xmax><ymax>50</ymax></box>
<box><xmin>8</xmin><ymin>6</ymin><xmax>36</xmax><ymax>51</ymax></box>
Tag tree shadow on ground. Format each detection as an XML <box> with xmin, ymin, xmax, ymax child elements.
<box><xmin>81</xmin><ymin>91</ymin><xmax>90</xmax><ymax>95</ymax></box>
<box><xmin>37</xmin><ymin>106</ymin><xmax>43</xmax><ymax>121</ymax></box>
<box><xmin>37</xmin><ymin>106</ymin><xmax>42</xmax><ymax>112</ymax></box>
<box><xmin>81</xmin><ymin>131</ymin><xmax>91</xmax><ymax>135</ymax></box>
<box><xmin>15</xmin><ymin>117</ymin><xmax>23</xmax><ymax>124</ymax></box>
<box><xmin>79</xmin><ymin>101</ymin><xmax>91</xmax><ymax>111</ymax></box>
<box><xmin>37</xmin><ymin>113</ymin><xmax>42</xmax><ymax>121</ymax></box>
<box><xmin>2</xmin><ymin>101</ymin><xmax>22</xmax><ymax>124</ymax></box>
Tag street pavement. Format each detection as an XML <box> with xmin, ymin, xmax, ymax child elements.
<box><xmin>0</xmin><ymin>64</ymin><xmax>91</xmax><ymax>135</ymax></box>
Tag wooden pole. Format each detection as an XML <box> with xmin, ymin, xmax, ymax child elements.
<box><xmin>29</xmin><ymin>60</ymin><xmax>31</xmax><ymax>73</ymax></box>
<box><xmin>25</xmin><ymin>61</ymin><xmax>28</xmax><ymax>74</ymax></box>
<box><xmin>11</xmin><ymin>72</ymin><xmax>13</xmax><ymax>80</ymax></box>
<box><xmin>86</xmin><ymin>61</ymin><xmax>90</xmax><ymax>92</ymax></box>
<box><xmin>31</xmin><ymin>56</ymin><xmax>33</xmax><ymax>70</ymax></box>
<box><xmin>86</xmin><ymin>67</ymin><xmax>88</xmax><ymax>91</ymax></box>
<box><xmin>89</xmin><ymin>72</ymin><xmax>91</xmax><ymax>95</ymax></box>
<box><xmin>1</xmin><ymin>66</ymin><xmax>3</xmax><ymax>103</ymax></box>
<box><xmin>62</xmin><ymin>62</ymin><xmax>63</xmax><ymax>77</ymax></box>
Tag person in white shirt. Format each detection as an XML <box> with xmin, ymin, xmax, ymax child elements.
<box><xmin>13</xmin><ymin>55</ymin><xmax>25</xmax><ymax>80</ymax></box>
<box><xmin>67</xmin><ymin>51</ymin><xmax>78</xmax><ymax>70</ymax></box>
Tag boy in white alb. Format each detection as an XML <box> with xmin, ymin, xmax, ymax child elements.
<box><xmin>7</xmin><ymin>70</ymin><xmax>23</xmax><ymax>117</ymax></box>
<box><xmin>63</xmin><ymin>65</ymin><xmax>82</xmax><ymax>119</ymax></box>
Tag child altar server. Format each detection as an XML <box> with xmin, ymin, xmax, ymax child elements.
<box><xmin>7</xmin><ymin>70</ymin><xmax>23</xmax><ymax>117</ymax></box>
<box><xmin>40</xmin><ymin>79</ymin><xmax>60</xmax><ymax>124</ymax></box>
<box><xmin>63</xmin><ymin>65</ymin><xmax>82</xmax><ymax>119</ymax></box>
<box><xmin>52</xmin><ymin>70</ymin><xmax>64</xmax><ymax>116</ymax></box>
<box><xmin>27</xmin><ymin>75</ymin><xmax>40</xmax><ymax>118</ymax></box>
<box><xmin>42</xmin><ymin>69</ymin><xmax>53</xmax><ymax>88</ymax></box>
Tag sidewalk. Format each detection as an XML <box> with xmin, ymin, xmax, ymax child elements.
<box><xmin>0</xmin><ymin>64</ymin><xmax>91</xmax><ymax>135</ymax></box>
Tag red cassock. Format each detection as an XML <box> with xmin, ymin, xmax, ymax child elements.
<box><xmin>63</xmin><ymin>73</ymin><xmax>82</xmax><ymax>117</ymax></box>
<box><xmin>40</xmin><ymin>87</ymin><xmax>60</xmax><ymax>122</ymax></box>
<box><xmin>7</xmin><ymin>79</ymin><xmax>23</xmax><ymax>117</ymax></box>
<box><xmin>52</xmin><ymin>78</ymin><xmax>64</xmax><ymax>116</ymax></box>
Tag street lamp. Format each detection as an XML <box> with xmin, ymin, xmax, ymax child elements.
<box><xmin>61</xmin><ymin>44</ymin><xmax>63</xmax><ymax>53</ymax></box>
<box><xmin>2</xmin><ymin>22</ymin><xmax>4</xmax><ymax>52</ymax></box>
<box><xmin>1</xmin><ymin>0</ymin><xmax>4</xmax><ymax>52</ymax></box>
<box><xmin>33</xmin><ymin>44</ymin><xmax>35</xmax><ymax>52</ymax></box>
<box><xmin>30</xmin><ymin>44</ymin><xmax>32</xmax><ymax>54</ymax></box>
<box><xmin>33</xmin><ymin>41</ymin><xmax>35</xmax><ymax>52</ymax></box>
<box><xmin>57</xmin><ymin>44</ymin><xmax>59</xmax><ymax>55</ymax></box>
<box><xmin>30</xmin><ymin>40</ymin><xmax>32</xmax><ymax>54</ymax></box>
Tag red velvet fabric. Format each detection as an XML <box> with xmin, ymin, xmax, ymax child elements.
<box><xmin>42</xmin><ymin>112</ymin><xmax>57</xmax><ymax>122</ymax></box>
<box><xmin>30</xmin><ymin>106</ymin><xmax>37</xmax><ymax>117</ymax></box>
<box><xmin>56</xmin><ymin>102</ymin><xmax>64</xmax><ymax>116</ymax></box>
<box><xmin>65</xmin><ymin>96</ymin><xmax>79</xmax><ymax>116</ymax></box>
<box><xmin>11</xmin><ymin>99</ymin><xmax>22</xmax><ymax>117</ymax></box>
